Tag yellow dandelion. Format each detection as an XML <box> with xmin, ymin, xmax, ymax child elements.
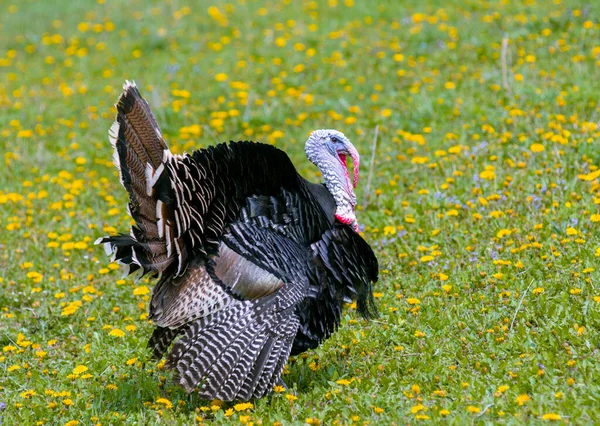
<box><xmin>541</xmin><ymin>413</ymin><xmax>562</xmax><ymax>421</ymax></box>
<box><xmin>530</xmin><ymin>143</ymin><xmax>545</xmax><ymax>153</ymax></box>
<box><xmin>233</xmin><ymin>402</ymin><xmax>253</xmax><ymax>411</ymax></box>
<box><xmin>411</xmin><ymin>404</ymin><xmax>427</xmax><ymax>414</ymax></box>
<box><xmin>516</xmin><ymin>394</ymin><xmax>530</xmax><ymax>405</ymax></box>
<box><xmin>479</xmin><ymin>170</ymin><xmax>496</xmax><ymax>180</ymax></box>
<box><xmin>20</xmin><ymin>390</ymin><xmax>37</xmax><ymax>398</ymax></box>
<box><xmin>156</xmin><ymin>397</ymin><xmax>173</xmax><ymax>409</ymax></box>
<box><xmin>72</xmin><ymin>365</ymin><xmax>88</xmax><ymax>375</ymax></box>
<box><xmin>109</xmin><ymin>329</ymin><xmax>125</xmax><ymax>338</ymax></box>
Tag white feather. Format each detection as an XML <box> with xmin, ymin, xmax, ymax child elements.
<box><xmin>175</xmin><ymin>238</ymin><xmax>184</xmax><ymax>276</ymax></box>
<box><xmin>130</xmin><ymin>248</ymin><xmax>141</xmax><ymax>267</ymax></box>
<box><xmin>156</xmin><ymin>199</ymin><xmax>165</xmax><ymax>239</ymax></box>
<box><xmin>101</xmin><ymin>241</ymin><xmax>114</xmax><ymax>258</ymax></box>
<box><xmin>123</xmin><ymin>80</ymin><xmax>137</xmax><ymax>91</ymax></box>
<box><xmin>145</xmin><ymin>162</ymin><xmax>165</xmax><ymax>196</ymax></box>
<box><xmin>165</xmin><ymin>225</ymin><xmax>172</xmax><ymax>258</ymax></box>
<box><xmin>108</xmin><ymin>121</ymin><xmax>120</xmax><ymax>148</ymax></box>
<box><xmin>120</xmin><ymin>263</ymin><xmax>131</xmax><ymax>279</ymax></box>
<box><xmin>108</xmin><ymin>120</ymin><xmax>123</xmax><ymax>182</ymax></box>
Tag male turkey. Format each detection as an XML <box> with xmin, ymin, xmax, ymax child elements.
<box><xmin>96</xmin><ymin>81</ymin><xmax>378</xmax><ymax>401</ymax></box>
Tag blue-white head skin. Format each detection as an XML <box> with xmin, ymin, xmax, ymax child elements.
<box><xmin>305</xmin><ymin>129</ymin><xmax>360</xmax><ymax>232</ymax></box>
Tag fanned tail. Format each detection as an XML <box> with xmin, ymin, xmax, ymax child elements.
<box><xmin>95</xmin><ymin>81</ymin><xmax>175</xmax><ymax>276</ymax></box>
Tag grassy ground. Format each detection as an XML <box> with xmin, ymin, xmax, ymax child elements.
<box><xmin>1</xmin><ymin>0</ymin><xmax>600</xmax><ymax>424</ymax></box>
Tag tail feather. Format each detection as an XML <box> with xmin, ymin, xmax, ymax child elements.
<box><xmin>200</xmin><ymin>327</ymin><xmax>270</xmax><ymax>400</ymax></box>
<box><xmin>218</xmin><ymin>335</ymin><xmax>275</xmax><ymax>400</ymax></box>
<box><xmin>164</xmin><ymin>299</ymin><xmax>299</xmax><ymax>401</ymax></box>
<box><xmin>165</xmin><ymin>301</ymin><xmax>250</xmax><ymax>368</ymax></box>
<box><xmin>166</xmin><ymin>303</ymin><xmax>256</xmax><ymax>390</ymax></box>
<box><xmin>98</xmin><ymin>81</ymin><xmax>176</xmax><ymax>276</ymax></box>
<box><xmin>245</xmin><ymin>338</ymin><xmax>285</xmax><ymax>399</ymax></box>
<box><xmin>253</xmin><ymin>314</ymin><xmax>299</xmax><ymax>398</ymax></box>
<box><xmin>148</xmin><ymin>326</ymin><xmax>182</xmax><ymax>359</ymax></box>
<box><xmin>114</xmin><ymin>81</ymin><xmax>168</xmax><ymax>169</ymax></box>
<box><xmin>265</xmin><ymin>340</ymin><xmax>294</xmax><ymax>394</ymax></box>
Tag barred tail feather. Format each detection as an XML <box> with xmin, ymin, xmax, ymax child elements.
<box><xmin>97</xmin><ymin>81</ymin><xmax>177</xmax><ymax>276</ymax></box>
<box><xmin>113</xmin><ymin>81</ymin><xmax>169</xmax><ymax>172</ymax></box>
<box><xmin>148</xmin><ymin>326</ymin><xmax>182</xmax><ymax>359</ymax></box>
<box><xmin>219</xmin><ymin>335</ymin><xmax>275</xmax><ymax>399</ymax></box>
<box><xmin>245</xmin><ymin>338</ymin><xmax>285</xmax><ymax>399</ymax></box>
<box><xmin>258</xmin><ymin>316</ymin><xmax>299</xmax><ymax>397</ymax></box>
<box><xmin>199</xmin><ymin>326</ymin><xmax>270</xmax><ymax>400</ymax></box>
<box><xmin>265</xmin><ymin>341</ymin><xmax>294</xmax><ymax>393</ymax></box>
<box><xmin>164</xmin><ymin>302</ymin><xmax>298</xmax><ymax>401</ymax></box>
<box><xmin>165</xmin><ymin>304</ymin><xmax>254</xmax><ymax>389</ymax></box>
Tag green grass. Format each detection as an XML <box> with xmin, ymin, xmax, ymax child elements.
<box><xmin>2</xmin><ymin>0</ymin><xmax>600</xmax><ymax>424</ymax></box>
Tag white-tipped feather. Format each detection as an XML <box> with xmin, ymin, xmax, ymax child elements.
<box><xmin>130</xmin><ymin>248</ymin><xmax>142</xmax><ymax>267</ymax></box>
<box><xmin>165</xmin><ymin>225</ymin><xmax>173</xmax><ymax>258</ymax></box>
<box><xmin>108</xmin><ymin>121</ymin><xmax>123</xmax><ymax>180</ymax></box>
<box><xmin>103</xmin><ymin>242</ymin><xmax>113</xmax><ymax>256</ymax></box>
<box><xmin>175</xmin><ymin>238</ymin><xmax>184</xmax><ymax>275</ymax></box>
<box><xmin>123</xmin><ymin>80</ymin><xmax>136</xmax><ymax>91</ymax></box>
<box><xmin>120</xmin><ymin>263</ymin><xmax>131</xmax><ymax>279</ymax></box>
<box><xmin>108</xmin><ymin>120</ymin><xmax>120</xmax><ymax>148</ymax></box>
<box><xmin>156</xmin><ymin>199</ymin><xmax>165</xmax><ymax>239</ymax></box>
<box><xmin>174</xmin><ymin>210</ymin><xmax>182</xmax><ymax>237</ymax></box>
<box><xmin>112</xmin><ymin>149</ymin><xmax>121</xmax><ymax>175</ymax></box>
<box><xmin>145</xmin><ymin>163</ymin><xmax>155</xmax><ymax>196</ymax></box>
<box><xmin>146</xmin><ymin>162</ymin><xmax>165</xmax><ymax>195</ymax></box>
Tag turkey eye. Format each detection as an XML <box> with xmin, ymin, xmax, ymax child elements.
<box><xmin>330</xmin><ymin>136</ymin><xmax>340</xmax><ymax>144</ymax></box>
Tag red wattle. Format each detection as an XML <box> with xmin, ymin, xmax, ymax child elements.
<box><xmin>335</xmin><ymin>214</ymin><xmax>360</xmax><ymax>232</ymax></box>
<box><xmin>348</xmin><ymin>146</ymin><xmax>360</xmax><ymax>188</ymax></box>
<box><xmin>338</xmin><ymin>153</ymin><xmax>352</xmax><ymax>187</ymax></box>
<box><xmin>335</xmin><ymin>213</ymin><xmax>359</xmax><ymax>232</ymax></box>
<box><xmin>334</xmin><ymin>213</ymin><xmax>353</xmax><ymax>225</ymax></box>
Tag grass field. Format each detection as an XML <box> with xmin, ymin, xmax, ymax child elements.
<box><xmin>2</xmin><ymin>0</ymin><xmax>600</xmax><ymax>424</ymax></box>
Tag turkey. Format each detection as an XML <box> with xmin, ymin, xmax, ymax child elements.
<box><xmin>96</xmin><ymin>81</ymin><xmax>378</xmax><ymax>401</ymax></box>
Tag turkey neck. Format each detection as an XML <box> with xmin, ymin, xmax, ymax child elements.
<box><xmin>312</xmin><ymin>155</ymin><xmax>357</xmax><ymax>225</ymax></box>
